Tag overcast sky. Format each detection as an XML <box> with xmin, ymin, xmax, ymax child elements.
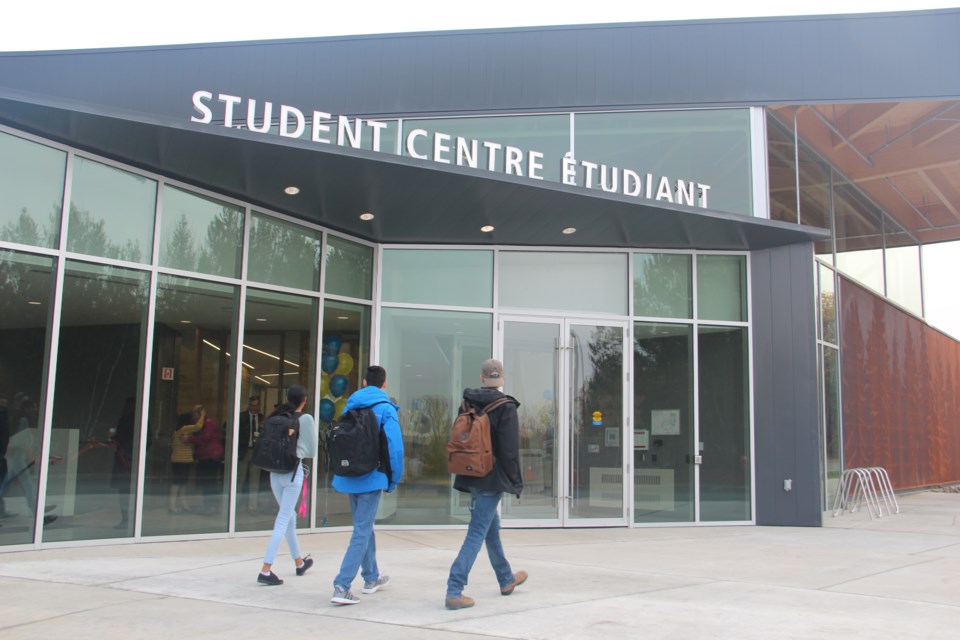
<box><xmin>3</xmin><ymin>0</ymin><xmax>958</xmax><ymax>51</ymax></box>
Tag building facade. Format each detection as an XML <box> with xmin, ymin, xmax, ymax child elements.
<box><xmin>1</xmin><ymin>9</ymin><xmax>958</xmax><ymax>548</ymax></box>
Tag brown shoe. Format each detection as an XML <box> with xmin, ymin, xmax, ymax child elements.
<box><xmin>500</xmin><ymin>570</ymin><xmax>528</xmax><ymax>595</ymax></box>
<box><xmin>445</xmin><ymin>594</ymin><xmax>475</xmax><ymax>610</ymax></box>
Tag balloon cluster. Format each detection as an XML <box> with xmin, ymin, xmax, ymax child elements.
<box><xmin>317</xmin><ymin>335</ymin><xmax>353</xmax><ymax>423</ymax></box>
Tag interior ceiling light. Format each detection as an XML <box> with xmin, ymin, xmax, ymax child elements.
<box><xmin>337</xmin><ymin>315</ymin><xmax>349</xmax><ymax>320</ymax></box>
<box><xmin>255</xmin><ymin>317</ymin><xmax>268</xmax><ymax>322</ymax></box>
<box><xmin>480</xmin><ymin>225</ymin><xmax>495</xmax><ymax>233</ymax></box>
<box><xmin>180</xmin><ymin>319</ymin><xmax>192</xmax><ymax>324</ymax></box>
<box><xmin>27</xmin><ymin>300</ymin><xmax>42</xmax><ymax>305</ymax></box>
<box><xmin>359</xmin><ymin>212</ymin><xmax>375</xmax><ymax>221</ymax></box>
<box><xmin>562</xmin><ymin>227</ymin><xmax>577</xmax><ymax>235</ymax></box>
<box><xmin>284</xmin><ymin>186</ymin><xmax>300</xmax><ymax>195</ymax></box>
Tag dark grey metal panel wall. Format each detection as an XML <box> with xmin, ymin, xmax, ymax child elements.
<box><xmin>752</xmin><ymin>242</ymin><xmax>822</xmax><ymax>526</ymax></box>
<box><xmin>2</xmin><ymin>10</ymin><xmax>959</xmax><ymax>122</ymax></box>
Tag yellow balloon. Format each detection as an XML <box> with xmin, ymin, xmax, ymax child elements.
<box><xmin>335</xmin><ymin>396</ymin><xmax>347</xmax><ymax>418</ymax></box>
<box><xmin>319</xmin><ymin>374</ymin><xmax>329</xmax><ymax>398</ymax></box>
<box><xmin>335</xmin><ymin>353</ymin><xmax>354</xmax><ymax>376</ymax></box>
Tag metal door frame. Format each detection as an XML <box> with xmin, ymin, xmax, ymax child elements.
<box><xmin>498</xmin><ymin>314</ymin><xmax>629</xmax><ymax>528</ymax></box>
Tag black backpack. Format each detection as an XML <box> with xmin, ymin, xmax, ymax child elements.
<box><xmin>251</xmin><ymin>411</ymin><xmax>301</xmax><ymax>473</ymax></box>
<box><xmin>328</xmin><ymin>401</ymin><xmax>391</xmax><ymax>478</ymax></box>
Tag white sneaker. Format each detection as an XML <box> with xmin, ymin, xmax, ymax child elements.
<box><xmin>331</xmin><ymin>586</ymin><xmax>360</xmax><ymax>605</ymax></box>
<box><xmin>362</xmin><ymin>574</ymin><xmax>390</xmax><ymax>594</ymax></box>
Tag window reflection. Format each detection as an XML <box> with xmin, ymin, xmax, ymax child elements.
<box><xmin>698</xmin><ymin>326</ymin><xmax>750</xmax><ymax>522</ymax></box>
<box><xmin>0</xmin><ymin>132</ymin><xmax>65</xmax><ymax>250</ymax></box>
<box><xmin>142</xmin><ymin>276</ymin><xmax>238</xmax><ymax>536</ymax></box>
<box><xmin>315</xmin><ymin>300</ymin><xmax>370</xmax><ymax>527</ymax></box>
<box><xmin>634</xmin><ymin>253</ymin><xmax>692</xmax><ymax>319</ymax></box>
<box><xmin>159</xmin><ymin>186</ymin><xmax>244</xmax><ymax>278</ymax></box>
<box><xmin>44</xmin><ymin>261</ymin><xmax>150</xmax><ymax>543</ymax></box>
<box><xmin>379</xmin><ymin>308</ymin><xmax>491</xmax><ymax>524</ymax></box>
<box><xmin>68</xmin><ymin>158</ymin><xmax>157</xmax><ymax>264</ymax></box>
<box><xmin>247</xmin><ymin>212</ymin><xmax>322</xmax><ymax>291</ymax></box>
<box><xmin>0</xmin><ymin>251</ymin><xmax>56</xmax><ymax>545</ymax></box>
<box><xmin>634</xmin><ymin>323</ymin><xmax>694</xmax><ymax>524</ymax></box>
<box><xmin>324</xmin><ymin>236</ymin><xmax>373</xmax><ymax>300</ymax></box>
<box><xmin>235</xmin><ymin>288</ymin><xmax>318</xmax><ymax>532</ymax></box>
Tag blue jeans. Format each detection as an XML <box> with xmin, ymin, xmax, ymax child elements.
<box><xmin>263</xmin><ymin>464</ymin><xmax>304</xmax><ymax>565</ymax></box>
<box><xmin>446</xmin><ymin>489</ymin><xmax>515</xmax><ymax>598</ymax></box>
<box><xmin>334</xmin><ymin>490</ymin><xmax>382</xmax><ymax>590</ymax></box>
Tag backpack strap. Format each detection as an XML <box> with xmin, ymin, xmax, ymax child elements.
<box><xmin>480</xmin><ymin>397</ymin><xmax>513</xmax><ymax>415</ymax></box>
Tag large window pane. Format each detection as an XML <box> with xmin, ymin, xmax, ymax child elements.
<box><xmin>325</xmin><ymin>235</ymin><xmax>373</xmax><ymax>300</ymax></box>
<box><xmin>236</xmin><ymin>288</ymin><xmax>318</xmax><ymax>532</ymax></box>
<box><xmin>0</xmin><ymin>251</ymin><xmax>55</xmax><ymax>546</ymax></box>
<box><xmin>633</xmin><ymin>253</ymin><xmax>692</xmax><ymax>319</ymax></box>
<box><xmin>576</xmin><ymin>110</ymin><xmax>753</xmax><ymax>215</ymax></box>
<box><xmin>44</xmin><ymin>261</ymin><xmax>149</xmax><ymax>543</ymax></box>
<box><xmin>68</xmin><ymin>157</ymin><xmax>157</xmax><ymax>264</ymax></box>
<box><xmin>315</xmin><ymin>300</ymin><xmax>371</xmax><ymax>528</ymax></box>
<box><xmin>697</xmin><ymin>255</ymin><xmax>747</xmax><ymax>322</ymax></box>
<box><xmin>921</xmin><ymin>240</ymin><xmax>960</xmax><ymax>340</ymax></box>
<box><xmin>500</xmin><ymin>251</ymin><xmax>627</xmax><ymax>315</ymax></box>
<box><xmin>379</xmin><ymin>308</ymin><xmax>492</xmax><ymax>524</ymax></box>
<box><xmin>634</xmin><ymin>323</ymin><xmax>694</xmax><ymax>524</ymax></box>
<box><xmin>819</xmin><ymin>263</ymin><xmax>838</xmax><ymax>345</ymax></box>
<box><xmin>143</xmin><ymin>276</ymin><xmax>238</xmax><ymax>536</ymax></box>
<box><xmin>834</xmin><ymin>178</ymin><xmax>884</xmax><ymax>295</ymax></box>
<box><xmin>884</xmin><ymin>215</ymin><xmax>921</xmax><ymax>315</ymax></box>
<box><xmin>822</xmin><ymin>346</ymin><xmax>842</xmax><ymax>508</ymax></box>
<box><xmin>382</xmin><ymin>249</ymin><xmax>492</xmax><ymax>307</ymax></box>
<box><xmin>246</xmin><ymin>212</ymin><xmax>322</xmax><ymax>291</ymax></box>
<box><xmin>0</xmin><ymin>132</ymin><xmax>65</xmax><ymax>249</ymax></box>
<box><xmin>159</xmin><ymin>186</ymin><xmax>244</xmax><ymax>278</ymax></box>
<box><xmin>698</xmin><ymin>326</ymin><xmax>751</xmax><ymax>522</ymax></box>
<box><xmin>402</xmin><ymin>115</ymin><xmax>569</xmax><ymax>182</ymax></box>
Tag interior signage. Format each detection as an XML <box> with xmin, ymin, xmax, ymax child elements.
<box><xmin>190</xmin><ymin>91</ymin><xmax>713</xmax><ymax>208</ymax></box>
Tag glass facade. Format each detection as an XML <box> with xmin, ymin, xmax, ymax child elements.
<box><xmin>0</xmin><ymin>116</ymin><xmax>757</xmax><ymax>547</ymax></box>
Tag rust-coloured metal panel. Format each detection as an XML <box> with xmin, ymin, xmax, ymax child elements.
<box><xmin>841</xmin><ymin>276</ymin><xmax>960</xmax><ymax>490</ymax></box>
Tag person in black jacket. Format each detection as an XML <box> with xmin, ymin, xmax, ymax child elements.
<box><xmin>444</xmin><ymin>359</ymin><xmax>528</xmax><ymax>610</ymax></box>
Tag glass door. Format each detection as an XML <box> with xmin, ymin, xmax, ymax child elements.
<box><xmin>501</xmin><ymin>317</ymin><xmax>627</xmax><ymax>527</ymax></box>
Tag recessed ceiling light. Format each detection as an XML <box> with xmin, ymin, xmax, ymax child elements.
<box><xmin>337</xmin><ymin>315</ymin><xmax>349</xmax><ymax>320</ymax></box>
<box><xmin>480</xmin><ymin>225</ymin><xmax>495</xmax><ymax>233</ymax></box>
<box><xmin>359</xmin><ymin>212</ymin><xmax>375</xmax><ymax>221</ymax></box>
<box><xmin>562</xmin><ymin>227</ymin><xmax>577</xmax><ymax>235</ymax></box>
<box><xmin>255</xmin><ymin>317</ymin><xmax>268</xmax><ymax>322</ymax></box>
<box><xmin>27</xmin><ymin>300</ymin><xmax>41</xmax><ymax>305</ymax></box>
<box><xmin>284</xmin><ymin>186</ymin><xmax>300</xmax><ymax>195</ymax></box>
<box><xmin>180</xmin><ymin>320</ymin><xmax>192</xmax><ymax>324</ymax></box>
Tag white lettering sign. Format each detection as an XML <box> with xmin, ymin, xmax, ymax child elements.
<box><xmin>188</xmin><ymin>90</ymin><xmax>716</xmax><ymax>209</ymax></box>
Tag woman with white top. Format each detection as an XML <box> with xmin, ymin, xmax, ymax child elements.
<box><xmin>257</xmin><ymin>384</ymin><xmax>318</xmax><ymax>585</ymax></box>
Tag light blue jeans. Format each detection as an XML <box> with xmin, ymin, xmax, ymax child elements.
<box><xmin>446</xmin><ymin>489</ymin><xmax>515</xmax><ymax>598</ymax></box>
<box><xmin>263</xmin><ymin>463</ymin><xmax>303</xmax><ymax>565</ymax></box>
<box><xmin>334</xmin><ymin>490</ymin><xmax>382</xmax><ymax>590</ymax></box>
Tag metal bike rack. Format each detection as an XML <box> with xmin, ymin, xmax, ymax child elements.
<box><xmin>831</xmin><ymin>467</ymin><xmax>900</xmax><ymax>519</ymax></box>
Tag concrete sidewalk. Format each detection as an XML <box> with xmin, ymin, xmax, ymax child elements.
<box><xmin>0</xmin><ymin>491</ymin><xmax>958</xmax><ymax>639</ymax></box>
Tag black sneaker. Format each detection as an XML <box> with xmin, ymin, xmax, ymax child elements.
<box><xmin>257</xmin><ymin>571</ymin><xmax>283</xmax><ymax>586</ymax></box>
<box><xmin>296</xmin><ymin>555</ymin><xmax>313</xmax><ymax>577</ymax></box>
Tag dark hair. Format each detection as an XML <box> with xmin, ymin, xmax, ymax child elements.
<box><xmin>177</xmin><ymin>411</ymin><xmax>194</xmax><ymax>427</ymax></box>
<box><xmin>364</xmin><ymin>365</ymin><xmax>386</xmax><ymax>389</ymax></box>
<box><xmin>269</xmin><ymin>384</ymin><xmax>307</xmax><ymax>418</ymax></box>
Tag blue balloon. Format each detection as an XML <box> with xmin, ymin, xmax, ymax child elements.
<box><xmin>329</xmin><ymin>374</ymin><xmax>349</xmax><ymax>398</ymax></box>
<box><xmin>321</xmin><ymin>352</ymin><xmax>339</xmax><ymax>374</ymax></box>
<box><xmin>318</xmin><ymin>398</ymin><xmax>336</xmax><ymax>423</ymax></box>
<box><xmin>322</xmin><ymin>336</ymin><xmax>342</xmax><ymax>355</ymax></box>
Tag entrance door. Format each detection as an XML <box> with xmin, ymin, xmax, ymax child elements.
<box><xmin>500</xmin><ymin>317</ymin><xmax>627</xmax><ymax>527</ymax></box>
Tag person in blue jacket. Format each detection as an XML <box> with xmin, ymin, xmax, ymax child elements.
<box><xmin>330</xmin><ymin>365</ymin><xmax>404</xmax><ymax>605</ymax></box>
